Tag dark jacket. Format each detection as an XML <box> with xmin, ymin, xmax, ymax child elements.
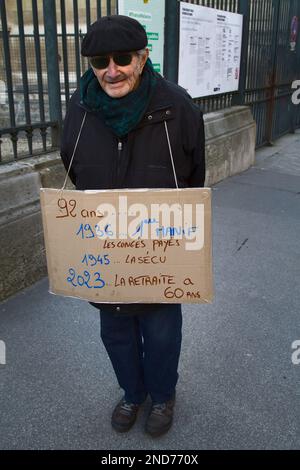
<box><xmin>61</xmin><ymin>73</ymin><xmax>205</xmax><ymax>314</ymax></box>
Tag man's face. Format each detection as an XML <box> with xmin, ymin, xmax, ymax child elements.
<box><xmin>91</xmin><ymin>50</ymin><xmax>149</xmax><ymax>98</ymax></box>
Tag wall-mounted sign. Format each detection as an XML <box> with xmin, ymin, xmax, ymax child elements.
<box><xmin>118</xmin><ymin>0</ymin><xmax>165</xmax><ymax>74</ymax></box>
<box><xmin>178</xmin><ymin>2</ymin><xmax>243</xmax><ymax>98</ymax></box>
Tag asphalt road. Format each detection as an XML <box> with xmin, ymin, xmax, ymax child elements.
<box><xmin>0</xmin><ymin>131</ymin><xmax>299</xmax><ymax>450</ymax></box>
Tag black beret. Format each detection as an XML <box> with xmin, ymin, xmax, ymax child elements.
<box><xmin>81</xmin><ymin>15</ymin><xmax>148</xmax><ymax>56</ymax></box>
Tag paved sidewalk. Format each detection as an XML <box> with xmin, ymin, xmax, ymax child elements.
<box><xmin>0</xmin><ymin>131</ymin><xmax>300</xmax><ymax>450</ymax></box>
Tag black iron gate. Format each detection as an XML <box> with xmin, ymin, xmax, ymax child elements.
<box><xmin>241</xmin><ymin>0</ymin><xmax>300</xmax><ymax>146</ymax></box>
<box><xmin>0</xmin><ymin>0</ymin><xmax>300</xmax><ymax>162</ymax></box>
<box><xmin>0</xmin><ymin>0</ymin><xmax>117</xmax><ymax>162</ymax></box>
<box><xmin>177</xmin><ymin>0</ymin><xmax>300</xmax><ymax>147</ymax></box>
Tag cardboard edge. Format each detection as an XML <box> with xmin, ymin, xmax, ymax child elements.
<box><xmin>39</xmin><ymin>188</ymin><xmax>55</xmax><ymax>293</ymax></box>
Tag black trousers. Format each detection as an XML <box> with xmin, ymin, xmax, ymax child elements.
<box><xmin>100</xmin><ymin>305</ymin><xmax>182</xmax><ymax>404</ymax></box>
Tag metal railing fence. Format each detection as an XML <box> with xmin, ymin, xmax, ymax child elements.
<box><xmin>0</xmin><ymin>0</ymin><xmax>117</xmax><ymax>162</ymax></box>
<box><xmin>0</xmin><ymin>0</ymin><xmax>300</xmax><ymax>162</ymax></box>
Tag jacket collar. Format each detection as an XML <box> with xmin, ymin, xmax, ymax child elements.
<box><xmin>77</xmin><ymin>74</ymin><xmax>176</xmax><ymax>127</ymax></box>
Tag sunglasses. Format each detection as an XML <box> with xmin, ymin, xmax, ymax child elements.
<box><xmin>89</xmin><ymin>53</ymin><xmax>134</xmax><ymax>70</ymax></box>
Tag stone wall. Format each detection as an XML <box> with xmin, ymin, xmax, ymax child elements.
<box><xmin>205</xmin><ymin>106</ymin><xmax>256</xmax><ymax>185</ymax></box>
<box><xmin>0</xmin><ymin>106</ymin><xmax>256</xmax><ymax>301</ymax></box>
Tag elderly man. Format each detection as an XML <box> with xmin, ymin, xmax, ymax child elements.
<box><xmin>61</xmin><ymin>15</ymin><xmax>205</xmax><ymax>437</ymax></box>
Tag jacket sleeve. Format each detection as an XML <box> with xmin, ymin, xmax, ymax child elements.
<box><xmin>188</xmin><ymin>110</ymin><xmax>206</xmax><ymax>188</ymax></box>
<box><xmin>60</xmin><ymin>91</ymin><xmax>82</xmax><ymax>186</ymax></box>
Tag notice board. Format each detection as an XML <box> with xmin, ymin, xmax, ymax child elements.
<box><xmin>118</xmin><ymin>0</ymin><xmax>165</xmax><ymax>74</ymax></box>
<box><xmin>40</xmin><ymin>188</ymin><xmax>213</xmax><ymax>304</ymax></box>
<box><xmin>178</xmin><ymin>2</ymin><xmax>243</xmax><ymax>98</ymax></box>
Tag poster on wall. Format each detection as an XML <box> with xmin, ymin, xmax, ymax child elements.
<box><xmin>118</xmin><ymin>0</ymin><xmax>165</xmax><ymax>74</ymax></box>
<box><xmin>178</xmin><ymin>2</ymin><xmax>243</xmax><ymax>98</ymax></box>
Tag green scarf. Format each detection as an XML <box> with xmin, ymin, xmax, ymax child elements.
<box><xmin>80</xmin><ymin>58</ymin><xmax>157</xmax><ymax>138</ymax></box>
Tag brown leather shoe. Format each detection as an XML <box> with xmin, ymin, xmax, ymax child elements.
<box><xmin>111</xmin><ymin>399</ymin><xmax>140</xmax><ymax>433</ymax></box>
<box><xmin>145</xmin><ymin>397</ymin><xmax>175</xmax><ymax>437</ymax></box>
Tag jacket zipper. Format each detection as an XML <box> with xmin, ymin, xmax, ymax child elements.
<box><xmin>116</xmin><ymin>140</ymin><xmax>123</xmax><ymax>183</ymax></box>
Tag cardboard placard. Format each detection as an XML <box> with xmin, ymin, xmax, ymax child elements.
<box><xmin>40</xmin><ymin>188</ymin><xmax>213</xmax><ymax>304</ymax></box>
